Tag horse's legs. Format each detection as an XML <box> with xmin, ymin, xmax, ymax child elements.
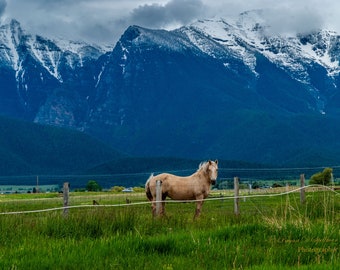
<box><xmin>151</xmin><ymin>200</ymin><xmax>157</xmax><ymax>217</ymax></box>
<box><xmin>160</xmin><ymin>193</ymin><xmax>167</xmax><ymax>216</ymax></box>
<box><xmin>160</xmin><ymin>201</ymin><xmax>166</xmax><ymax>215</ymax></box>
<box><xmin>151</xmin><ymin>194</ymin><xmax>166</xmax><ymax>217</ymax></box>
<box><xmin>194</xmin><ymin>199</ymin><xmax>204</xmax><ymax>219</ymax></box>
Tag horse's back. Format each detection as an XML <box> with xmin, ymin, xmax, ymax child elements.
<box><xmin>150</xmin><ymin>172</ymin><xmax>182</xmax><ymax>182</ymax></box>
<box><xmin>154</xmin><ymin>173</ymin><xmax>199</xmax><ymax>200</ymax></box>
<box><xmin>145</xmin><ymin>173</ymin><xmax>172</xmax><ymax>197</ymax></box>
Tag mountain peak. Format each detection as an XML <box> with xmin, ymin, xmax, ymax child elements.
<box><xmin>237</xmin><ymin>9</ymin><xmax>267</xmax><ymax>31</ymax></box>
<box><xmin>9</xmin><ymin>18</ymin><xmax>21</xmax><ymax>28</ymax></box>
<box><xmin>120</xmin><ymin>25</ymin><xmax>142</xmax><ymax>43</ymax></box>
<box><xmin>2</xmin><ymin>14</ymin><xmax>340</xmax><ymax>165</ymax></box>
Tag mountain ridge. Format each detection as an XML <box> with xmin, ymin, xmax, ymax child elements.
<box><xmin>2</xmin><ymin>11</ymin><xmax>340</xmax><ymax>166</ymax></box>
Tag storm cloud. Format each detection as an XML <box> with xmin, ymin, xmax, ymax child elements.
<box><xmin>2</xmin><ymin>0</ymin><xmax>340</xmax><ymax>45</ymax></box>
<box><xmin>210</xmin><ymin>0</ymin><xmax>331</xmax><ymax>35</ymax></box>
<box><xmin>0</xmin><ymin>0</ymin><xmax>6</xmax><ymax>18</ymax></box>
<box><xmin>262</xmin><ymin>7</ymin><xmax>324</xmax><ymax>35</ymax></box>
<box><xmin>129</xmin><ymin>0</ymin><xmax>205</xmax><ymax>28</ymax></box>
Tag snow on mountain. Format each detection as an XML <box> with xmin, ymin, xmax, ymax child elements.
<box><xmin>2</xmin><ymin>12</ymin><xmax>340</xmax><ymax>165</ymax></box>
<box><xmin>2</xmin><ymin>13</ymin><xmax>340</xmax><ymax>90</ymax></box>
<box><xmin>179</xmin><ymin>18</ymin><xmax>258</xmax><ymax>73</ymax></box>
<box><xmin>0</xmin><ymin>20</ymin><xmax>20</xmax><ymax>69</ymax></box>
<box><xmin>0</xmin><ymin>19</ymin><xmax>107</xmax><ymax>82</ymax></box>
<box><xmin>180</xmin><ymin>11</ymin><xmax>340</xmax><ymax>82</ymax></box>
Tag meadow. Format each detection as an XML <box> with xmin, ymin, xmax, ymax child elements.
<box><xmin>0</xmin><ymin>187</ymin><xmax>338</xmax><ymax>269</ymax></box>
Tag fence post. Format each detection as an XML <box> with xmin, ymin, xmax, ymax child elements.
<box><xmin>331</xmin><ymin>173</ymin><xmax>335</xmax><ymax>191</ymax></box>
<box><xmin>234</xmin><ymin>177</ymin><xmax>240</xmax><ymax>216</ymax></box>
<box><xmin>155</xmin><ymin>180</ymin><xmax>162</xmax><ymax>216</ymax></box>
<box><xmin>300</xmin><ymin>174</ymin><xmax>305</xmax><ymax>204</ymax></box>
<box><xmin>63</xmin><ymin>182</ymin><xmax>69</xmax><ymax>216</ymax></box>
<box><xmin>36</xmin><ymin>175</ymin><xmax>39</xmax><ymax>193</ymax></box>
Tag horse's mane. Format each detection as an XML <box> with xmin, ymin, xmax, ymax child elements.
<box><xmin>197</xmin><ymin>161</ymin><xmax>209</xmax><ymax>172</ymax></box>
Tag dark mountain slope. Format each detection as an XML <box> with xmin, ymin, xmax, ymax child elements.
<box><xmin>2</xmin><ymin>14</ymin><xmax>340</xmax><ymax>166</ymax></box>
<box><xmin>0</xmin><ymin>116</ymin><xmax>123</xmax><ymax>175</ymax></box>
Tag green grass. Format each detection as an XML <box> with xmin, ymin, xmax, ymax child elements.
<box><xmin>0</xmin><ymin>189</ymin><xmax>338</xmax><ymax>269</ymax></box>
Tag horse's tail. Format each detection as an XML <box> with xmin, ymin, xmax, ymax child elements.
<box><xmin>145</xmin><ymin>173</ymin><xmax>154</xmax><ymax>201</ymax></box>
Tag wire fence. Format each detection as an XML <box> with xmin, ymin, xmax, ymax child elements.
<box><xmin>0</xmin><ymin>163</ymin><xmax>339</xmax><ymax>217</ymax></box>
<box><xmin>0</xmin><ymin>184</ymin><xmax>338</xmax><ymax>216</ymax></box>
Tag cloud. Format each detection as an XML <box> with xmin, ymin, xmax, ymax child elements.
<box><xmin>129</xmin><ymin>0</ymin><xmax>206</xmax><ymax>29</ymax></box>
<box><xmin>0</xmin><ymin>0</ymin><xmax>6</xmax><ymax>18</ymax></box>
<box><xmin>205</xmin><ymin>0</ymin><xmax>340</xmax><ymax>35</ymax></box>
<box><xmin>3</xmin><ymin>0</ymin><xmax>340</xmax><ymax>46</ymax></box>
<box><xmin>261</xmin><ymin>7</ymin><xmax>324</xmax><ymax>36</ymax></box>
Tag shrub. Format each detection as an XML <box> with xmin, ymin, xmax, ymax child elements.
<box><xmin>111</xmin><ymin>186</ymin><xmax>124</xmax><ymax>193</ymax></box>
<box><xmin>309</xmin><ymin>167</ymin><xmax>333</xmax><ymax>185</ymax></box>
<box><xmin>272</xmin><ymin>183</ymin><xmax>283</xmax><ymax>188</ymax></box>
<box><xmin>133</xmin><ymin>187</ymin><xmax>145</xmax><ymax>192</ymax></box>
<box><xmin>86</xmin><ymin>180</ymin><xmax>102</xmax><ymax>191</ymax></box>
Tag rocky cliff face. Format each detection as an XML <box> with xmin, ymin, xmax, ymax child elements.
<box><xmin>2</xmin><ymin>11</ymin><xmax>340</xmax><ymax>165</ymax></box>
<box><xmin>0</xmin><ymin>19</ymin><xmax>106</xmax><ymax>124</ymax></box>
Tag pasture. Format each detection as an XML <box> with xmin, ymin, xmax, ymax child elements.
<box><xmin>0</xmin><ymin>187</ymin><xmax>339</xmax><ymax>269</ymax></box>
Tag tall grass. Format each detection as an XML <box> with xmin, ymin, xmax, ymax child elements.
<box><xmin>0</xmin><ymin>189</ymin><xmax>338</xmax><ymax>269</ymax></box>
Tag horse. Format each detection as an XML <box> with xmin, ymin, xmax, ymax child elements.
<box><xmin>145</xmin><ymin>160</ymin><xmax>218</xmax><ymax>218</ymax></box>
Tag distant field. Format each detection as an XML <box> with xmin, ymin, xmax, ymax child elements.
<box><xmin>0</xmin><ymin>184</ymin><xmax>60</xmax><ymax>194</ymax></box>
<box><xmin>0</xmin><ymin>187</ymin><xmax>338</xmax><ymax>269</ymax></box>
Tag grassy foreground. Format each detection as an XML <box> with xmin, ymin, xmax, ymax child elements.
<box><xmin>0</xmin><ymin>189</ymin><xmax>339</xmax><ymax>269</ymax></box>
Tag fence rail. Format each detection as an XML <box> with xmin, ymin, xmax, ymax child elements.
<box><xmin>0</xmin><ymin>184</ymin><xmax>338</xmax><ymax>216</ymax></box>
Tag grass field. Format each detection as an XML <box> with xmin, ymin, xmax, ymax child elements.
<box><xmin>0</xmin><ymin>187</ymin><xmax>339</xmax><ymax>269</ymax></box>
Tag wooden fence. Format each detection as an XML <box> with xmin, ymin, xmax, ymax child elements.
<box><xmin>150</xmin><ymin>174</ymin><xmax>311</xmax><ymax>217</ymax></box>
<box><xmin>2</xmin><ymin>174</ymin><xmax>337</xmax><ymax>217</ymax></box>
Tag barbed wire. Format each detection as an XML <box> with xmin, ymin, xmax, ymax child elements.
<box><xmin>0</xmin><ymin>185</ymin><xmax>338</xmax><ymax>216</ymax></box>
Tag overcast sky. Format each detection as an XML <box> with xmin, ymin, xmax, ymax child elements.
<box><xmin>0</xmin><ymin>0</ymin><xmax>339</xmax><ymax>45</ymax></box>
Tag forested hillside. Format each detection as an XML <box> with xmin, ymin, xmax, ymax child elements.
<box><xmin>0</xmin><ymin>116</ymin><xmax>123</xmax><ymax>175</ymax></box>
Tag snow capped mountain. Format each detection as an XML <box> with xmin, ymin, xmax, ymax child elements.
<box><xmin>172</xmin><ymin>11</ymin><xmax>340</xmax><ymax>115</ymax></box>
<box><xmin>0</xmin><ymin>19</ymin><xmax>107</xmax><ymax>120</ymax></box>
<box><xmin>2</xmin><ymin>12</ymin><xmax>340</xmax><ymax>165</ymax></box>
<box><xmin>0</xmin><ymin>19</ymin><xmax>107</xmax><ymax>81</ymax></box>
<box><xmin>183</xmin><ymin>11</ymin><xmax>340</xmax><ymax>79</ymax></box>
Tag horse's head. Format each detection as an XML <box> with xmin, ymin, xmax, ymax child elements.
<box><xmin>207</xmin><ymin>160</ymin><xmax>218</xmax><ymax>185</ymax></box>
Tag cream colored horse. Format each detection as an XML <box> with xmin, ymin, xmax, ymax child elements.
<box><xmin>145</xmin><ymin>160</ymin><xmax>218</xmax><ymax>218</ymax></box>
